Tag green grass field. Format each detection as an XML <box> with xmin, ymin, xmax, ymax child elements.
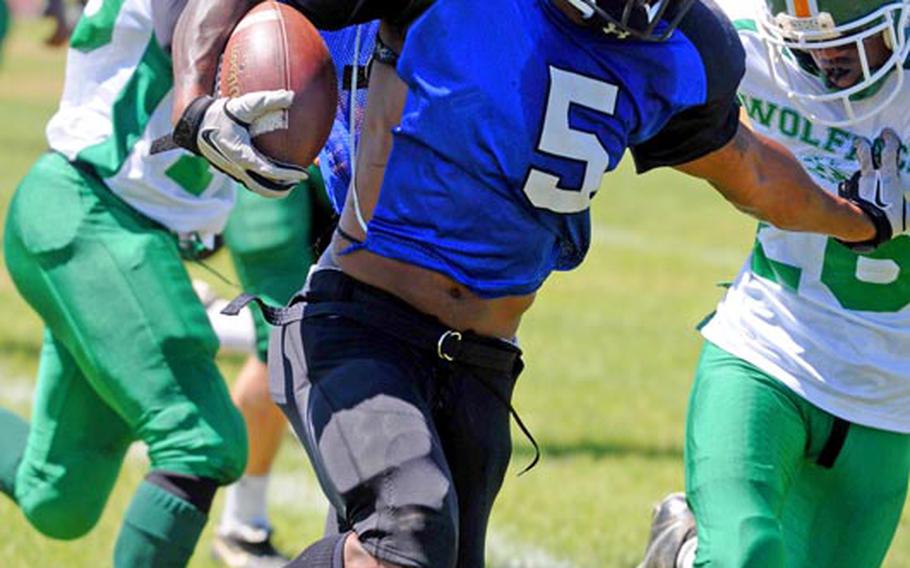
<box><xmin>2</xmin><ymin>18</ymin><xmax>910</xmax><ymax>568</ymax></box>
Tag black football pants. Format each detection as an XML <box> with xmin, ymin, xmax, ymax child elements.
<box><xmin>269</xmin><ymin>269</ymin><xmax>524</xmax><ymax>568</ymax></box>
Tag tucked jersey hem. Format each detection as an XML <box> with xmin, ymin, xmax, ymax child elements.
<box><xmin>702</xmin><ymin>321</ymin><xmax>910</xmax><ymax>435</ymax></box>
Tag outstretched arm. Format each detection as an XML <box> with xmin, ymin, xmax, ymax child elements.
<box><xmin>674</xmin><ymin>122</ymin><xmax>877</xmax><ymax>244</ymax></box>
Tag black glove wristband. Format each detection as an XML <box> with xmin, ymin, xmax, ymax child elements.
<box><xmin>836</xmin><ymin>198</ymin><xmax>893</xmax><ymax>253</ymax></box>
<box><xmin>173</xmin><ymin>95</ymin><xmax>215</xmax><ymax>155</ymax></box>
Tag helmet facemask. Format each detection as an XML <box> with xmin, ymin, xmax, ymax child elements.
<box><xmin>563</xmin><ymin>0</ymin><xmax>698</xmax><ymax>41</ymax></box>
<box><xmin>757</xmin><ymin>1</ymin><xmax>910</xmax><ymax>127</ymax></box>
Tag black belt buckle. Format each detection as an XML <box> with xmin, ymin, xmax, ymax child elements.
<box><xmin>437</xmin><ymin>330</ymin><xmax>463</xmax><ymax>362</ymax></box>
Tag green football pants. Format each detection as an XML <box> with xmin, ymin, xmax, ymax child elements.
<box><xmin>0</xmin><ymin>0</ymin><xmax>8</xmax><ymax>59</ymax></box>
<box><xmin>686</xmin><ymin>341</ymin><xmax>910</xmax><ymax>568</ymax></box>
<box><xmin>224</xmin><ymin>165</ymin><xmax>327</xmax><ymax>361</ymax></box>
<box><xmin>2</xmin><ymin>153</ymin><xmax>247</xmax><ymax>539</ymax></box>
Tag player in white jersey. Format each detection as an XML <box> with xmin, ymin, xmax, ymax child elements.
<box><xmin>0</xmin><ymin>0</ymin><xmax>316</xmax><ymax>565</ymax></box>
<box><xmin>639</xmin><ymin>0</ymin><xmax>910</xmax><ymax>567</ymax></box>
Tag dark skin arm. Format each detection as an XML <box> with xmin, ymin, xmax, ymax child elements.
<box><xmin>171</xmin><ymin>0</ymin><xmax>257</xmax><ymax>123</ymax></box>
<box><xmin>170</xmin><ymin>0</ymin><xmax>408</xmax><ymax>221</ymax></box>
<box><xmin>171</xmin><ymin>0</ymin><xmax>418</xmax><ymax>123</ymax></box>
<box><xmin>675</xmin><ymin>120</ymin><xmax>877</xmax><ymax>243</ymax></box>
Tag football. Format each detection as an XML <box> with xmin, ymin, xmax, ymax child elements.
<box><xmin>219</xmin><ymin>1</ymin><xmax>337</xmax><ymax>168</ymax></box>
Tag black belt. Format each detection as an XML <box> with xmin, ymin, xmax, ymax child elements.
<box><xmin>306</xmin><ymin>302</ymin><xmax>521</xmax><ymax>374</ymax></box>
<box><xmin>222</xmin><ymin>269</ymin><xmax>540</xmax><ymax>474</ymax></box>
<box><xmin>816</xmin><ymin>417</ymin><xmax>850</xmax><ymax>469</ymax></box>
<box><xmin>224</xmin><ymin>270</ymin><xmax>522</xmax><ymax>373</ymax></box>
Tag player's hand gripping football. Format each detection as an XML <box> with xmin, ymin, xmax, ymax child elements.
<box><xmin>172</xmin><ymin>90</ymin><xmax>309</xmax><ymax>198</ymax></box>
<box><xmin>838</xmin><ymin>128</ymin><xmax>910</xmax><ymax>252</ymax></box>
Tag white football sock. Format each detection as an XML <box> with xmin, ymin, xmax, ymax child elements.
<box><xmin>219</xmin><ymin>474</ymin><xmax>271</xmax><ymax>535</ymax></box>
<box><xmin>192</xmin><ymin>279</ymin><xmax>256</xmax><ymax>354</ymax></box>
<box><xmin>207</xmin><ymin>298</ymin><xmax>257</xmax><ymax>354</ymax></box>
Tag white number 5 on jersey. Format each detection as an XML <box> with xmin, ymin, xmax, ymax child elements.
<box><xmin>523</xmin><ymin>67</ymin><xmax>618</xmax><ymax>214</ymax></box>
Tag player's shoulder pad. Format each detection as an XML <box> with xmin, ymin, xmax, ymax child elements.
<box><xmin>676</xmin><ymin>0</ymin><xmax>746</xmax><ymax>102</ymax></box>
<box><xmin>712</xmin><ymin>0</ymin><xmax>758</xmax><ymax>25</ymax></box>
<box><xmin>288</xmin><ymin>0</ymin><xmax>432</xmax><ymax>30</ymax></box>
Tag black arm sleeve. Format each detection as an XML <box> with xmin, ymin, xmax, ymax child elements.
<box><xmin>630</xmin><ymin>0</ymin><xmax>745</xmax><ymax>172</ymax></box>
<box><xmin>286</xmin><ymin>0</ymin><xmax>432</xmax><ymax>30</ymax></box>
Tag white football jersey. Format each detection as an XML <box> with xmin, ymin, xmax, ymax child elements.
<box><xmin>704</xmin><ymin>0</ymin><xmax>910</xmax><ymax>432</ymax></box>
<box><xmin>46</xmin><ymin>0</ymin><xmax>235</xmax><ymax>241</ymax></box>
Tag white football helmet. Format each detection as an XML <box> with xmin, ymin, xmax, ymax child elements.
<box><xmin>757</xmin><ymin>0</ymin><xmax>910</xmax><ymax>126</ymax></box>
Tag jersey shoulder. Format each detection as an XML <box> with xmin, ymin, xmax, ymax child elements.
<box><xmin>629</xmin><ymin>0</ymin><xmax>747</xmax><ymax>170</ymax></box>
<box><xmin>705</xmin><ymin>0</ymin><xmax>778</xmax><ymax>101</ymax></box>
<box><xmin>709</xmin><ymin>0</ymin><xmax>767</xmax><ymax>63</ymax></box>
<box><xmin>712</xmin><ymin>0</ymin><xmax>760</xmax><ymax>27</ymax></box>
<box><xmin>675</xmin><ymin>0</ymin><xmax>746</xmax><ymax>102</ymax></box>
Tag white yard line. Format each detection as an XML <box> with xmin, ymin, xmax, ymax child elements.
<box><xmin>267</xmin><ymin>471</ymin><xmax>577</xmax><ymax>568</ymax></box>
<box><xmin>593</xmin><ymin>224</ymin><xmax>747</xmax><ymax>269</ymax></box>
<box><xmin>487</xmin><ymin>528</ymin><xmax>577</xmax><ymax>568</ymax></box>
<box><xmin>268</xmin><ymin>470</ymin><xmax>329</xmax><ymax>516</ymax></box>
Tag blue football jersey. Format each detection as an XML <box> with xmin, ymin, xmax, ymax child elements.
<box><xmin>318</xmin><ymin>23</ymin><xmax>377</xmax><ymax>213</ymax></box>
<box><xmin>338</xmin><ymin>0</ymin><xmax>743</xmax><ymax>298</ymax></box>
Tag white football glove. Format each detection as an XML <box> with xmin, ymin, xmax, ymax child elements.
<box><xmin>173</xmin><ymin>90</ymin><xmax>308</xmax><ymax>198</ymax></box>
<box><xmin>838</xmin><ymin>128</ymin><xmax>910</xmax><ymax>251</ymax></box>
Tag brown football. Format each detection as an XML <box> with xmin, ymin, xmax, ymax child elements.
<box><xmin>220</xmin><ymin>1</ymin><xmax>337</xmax><ymax>168</ymax></box>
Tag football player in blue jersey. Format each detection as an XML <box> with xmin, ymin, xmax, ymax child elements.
<box><xmin>168</xmin><ymin>1</ymin><xmax>909</xmax><ymax>566</ymax></box>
